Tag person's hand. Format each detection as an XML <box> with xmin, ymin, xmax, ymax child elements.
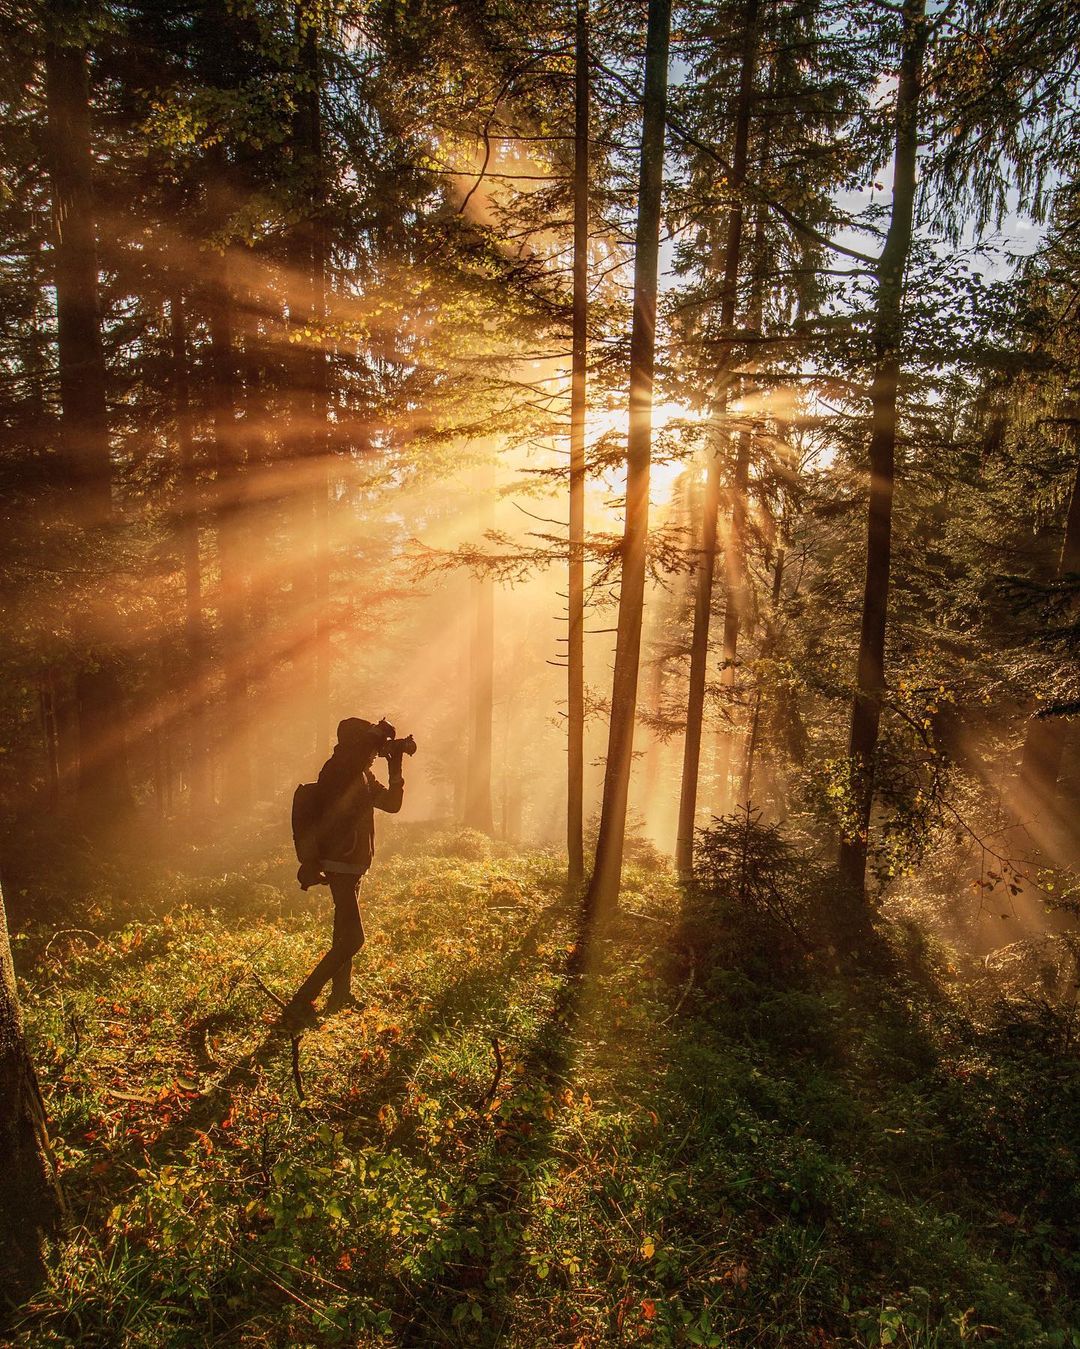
<box><xmin>297</xmin><ymin>861</ymin><xmax>327</xmax><ymax>891</ymax></box>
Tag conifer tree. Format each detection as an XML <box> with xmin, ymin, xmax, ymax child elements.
<box><xmin>587</xmin><ymin>0</ymin><xmax>672</xmax><ymax>916</ymax></box>
<box><xmin>837</xmin><ymin>0</ymin><xmax>929</xmax><ymax>908</ymax></box>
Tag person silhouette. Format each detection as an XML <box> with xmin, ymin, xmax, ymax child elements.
<box><xmin>282</xmin><ymin>718</ymin><xmax>405</xmax><ymax>1029</ymax></box>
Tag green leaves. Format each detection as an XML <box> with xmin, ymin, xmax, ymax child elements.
<box><xmin>14</xmin><ymin>845</ymin><xmax>1080</xmax><ymax>1344</ymax></box>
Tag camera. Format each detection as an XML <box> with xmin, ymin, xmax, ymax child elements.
<box><xmin>379</xmin><ymin>734</ymin><xmax>417</xmax><ymax>759</ymax></box>
<box><xmin>372</xmin><ymin>718</ymin><xmax>417</xmax><ymax>758</ymax></box>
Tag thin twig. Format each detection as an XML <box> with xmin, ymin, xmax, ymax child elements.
<box><xmin>43</xmin><ymin>927</ymin><xmax>102</xmax><ymax>960</ymax></box>
<box><xmin>660</xmin><ymin>952</ymin><xmax>696</xmax><ymax>1026</ymax></box>
<box><xmin>250</xmin><ymin>971</ymin><xmax>287</xmax><ymax>1010</ymax></box>
<box><xmin>475</xmin><ymin>1036</ymin><xmax>504</xmax><ymax>1111</ymax></box>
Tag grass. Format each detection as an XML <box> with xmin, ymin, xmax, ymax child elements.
<box><xmin>6</xmin><ymin>830</ymin><xmax>1080</xmax><ymax>1346</ymax></box>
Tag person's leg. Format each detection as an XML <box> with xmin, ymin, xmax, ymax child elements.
<box><xmin>328</xmin><ymin>876</ymin><xmax>364</xmax><ymax>1006</ymax></box>
<box><xmin>285</xmin><ymin>875</ymin><xmax>365</xmax><ymax>1015</ymax></box>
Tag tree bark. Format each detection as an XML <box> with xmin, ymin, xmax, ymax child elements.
<box><xmin>712</xmin><ymin>426</ymin><xmax>751</xmax><ymax>808</ymax></box>
<box><xmin>567</xmin><ymin>0</ymin><xmax>589</xmax><ymax>885</ymax></box>
<box><xmin>676</xmin><ymin>429</ymin><xmax>723</xmax><ymax>879</ymax></box>
<box><xmin>45</xmin><ymin>27</ymin><xmax>130</xmax><ymax>815</ymax></box>
<box><xmin>296</xmin><ymin>15</ymin><xmax>332</xmax><ymax>758</ymax></box>
<box><xmin>44</xmin><ymin>33</ymin><xmax>110</xmax><ymax>523</ymax></box>
<box><xmin>465</xmin><ymin>571</ymin><xmax>495</xmax><ymax>833</ymax></box>
<box><xmin>836</xmin><ymin>0</ymin><xmax>928</xmax><ymax>905</ymax></box>
<box><xmin>0</xmin><ymin>880</ymin><xmax>63</xmax><ymax>1299</ymax></box>
<box><xmin>1018</xmin><ymin>446</ymin><xmax>1080</xmax><ymax>811</ymax></box>
<box><xmin>241</xmin><ymin>311</ymin><xmax>275</xmax><ymax>802</ymax></box>
<box><xmin>169</xmin><ymin>291</ymin><xmax>210</xmax><ymax>810</ymax></box>
<box><xmin>675</xmin><ymin>0</ymin><xmax>759</xmax><ymax>879</ymax></box>
<box><xmin>38</xmin><ymin>673</ymin><xmax>60</xmax><ymax>811</ymax></box>
<box><xmin>586</xmin><ymin>0</ymin><xmax>671</xmax><ymax>916</ymax></box>
<box><xmin>198</xmin><ymin>0</ymin><xmax>252</xmax><ymax>808</ymax></box>
<box><xmin>208</xmin><ymin>246</ymin><xmax>252</xmax><ymax>807</ymax></box>
<box><xmin>740</xmin><ymin>503</ymin><xmax>786</xmax><ymax>804</ymax></box>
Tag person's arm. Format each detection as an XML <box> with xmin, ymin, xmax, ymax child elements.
<box><xmin>368</xmin><ymin>754</ymin><xmax>404</xmax><ymax>814</ymax></box>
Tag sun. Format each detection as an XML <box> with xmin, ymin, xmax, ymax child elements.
<box><xmin>586</xmin><ymin>399</ymin><xmax>703</xmax><ymax>508</ymax></box>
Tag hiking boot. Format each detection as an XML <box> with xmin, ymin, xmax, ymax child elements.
<box><xmin>323</xmin><ymin>991</ymin><xmax>362</xmax><ymax>1016</ymax></box>
<box><xmin>278</xmin><ymin>999</ymin><xmax>320</xmax><ymax>1033</ymax></box>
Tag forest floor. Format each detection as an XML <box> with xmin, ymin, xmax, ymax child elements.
<box><xmin>6</xmin><ymin>828</ymin><xmax>1080</xmax><ymax>1347</ymax></box>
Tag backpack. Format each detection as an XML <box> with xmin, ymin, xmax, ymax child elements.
<box><xmin>291</xmin><ymin>782</ymin><xmax>323</xmax><ymax>865</ymax></box>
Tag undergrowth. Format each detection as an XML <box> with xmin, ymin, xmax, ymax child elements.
<box><xmin>6</xmin><ymin>833</ymin><xmax>1080</xmax><ymax>1346</ymax></box>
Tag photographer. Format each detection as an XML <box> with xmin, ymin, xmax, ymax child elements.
<box><xmin>281</xmin><ymin>717</ymin><xmax>412</xmax><ymax>1030</ymax></box>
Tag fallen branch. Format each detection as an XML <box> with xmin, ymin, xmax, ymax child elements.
<box><xmin>105</xmin><ymin>1086</ymin><xmax>157</xmax><ymax>1104</ymax></box>
<box><xmin>250</xmin><ymin>971</ymin><xmax>287</xmax><ymax>1010</ymax></box>
<box><xmin>44</xmin><ymin>927</ymin><xmax>103</xmax><ymax>959</ymax></box>
<box><xmin>660</xmin><ymin>951</ymin><xmax>697</xmax><ymax>1026</ymax></box>
<box><xmin>189</xmin><ymin>1011</ymin><xmax>230</xmax><ymax>1071</ymax></box>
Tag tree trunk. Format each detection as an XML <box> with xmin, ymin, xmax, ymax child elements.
<box><xmin>586</xmin><ymin>0</ymin><xmax>672</xmax><ymax>916</ymax></box>
<box><xmin>567</xmin><ymin>0</ymin><xmax>589</xmax><ymax>886</ymax></box>
<box><xmin>208</xmin><ymin>247</ymin><xmax>252</xmax><ymax>807</ymax></box>
<box><xmin>44</xmin><ymin>34</ymin><xmax>110</xmax><ymax>523</ymax></box>
<box><xmin>740</xmin><ymin>506</ymin><xmax>786</xmax><ymax>804</ymax></box>
<box><xmin>713</xmin><ymin>426</ymin><xmax>751</xmax><ymax>808</ymax></box>
<box><xmin>676</xmin><ymin>429</ymin><xmax>722</xmax><ymax>879</ymax></box>
<box><xmin>289</xmin><ymin>12</ymin><xmax>332</xmax><ymax>760</ymax></box>
<box><xmin>464</xmin><ymin>571</ymin><xmax>495</xmax><ymax>833</ymax></box>
<box><xmin>241</xmin><ymin>313</ymin><xmax>275</xmax><ymax>802</ymax></box>
<box><xmin>302</xmin><ymin>15</ymin><xmax>332</xmax><ymax>758</ymax></box>
<box><xmin>198</xmin><ymin>0</ymin><xmax>251</xmax><ymax>809</ymax></box>
<box><xmin>169</xmin><ymin>291</ymin><xmax>210</xmax><ymax>811</ymax></box>
<box><xmin>45</xmin><ymin>29</ymin><xmax>130</xmax><ymax>815</ymax></box>
<box><xmin>0</xmin><ymin>880</ymin><xmax>63</xmax><ymax>1299</ymax></box>
<box><xmin>38</xmin><ymin>673</ymin><xmax>60</xmax><ymax>811</ymax></box>
<box><xmin>675</xmin><ymin>0</ymin><xmax>759</xmax><ymax>879</ymax></box>
<box><xmin>1019</xmin><ymin>446</ymin><xmax>1080</xmax><ymax>812</ymax></box>
<box><xmin>836</xmin><ymin>0</ymin><xmax>928</xmax><ymax>905</ymax></box>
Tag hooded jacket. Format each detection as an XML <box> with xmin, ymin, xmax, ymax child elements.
<box><xmin>315</xmin><ymin>740</ymin><xmax>403</xmax><ymax>874</ymax></box>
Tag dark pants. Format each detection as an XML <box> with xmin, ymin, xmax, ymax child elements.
<box><xmin>291</xmin><ymin>872</ymin><xmax>366</xmax><ymax>1006</ymax></box>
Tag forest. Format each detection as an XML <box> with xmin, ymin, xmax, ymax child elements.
<box><xmin>1</xmin><ymin>0</ymin><xmax>1079</xmax><ymax>1343</ymax></box>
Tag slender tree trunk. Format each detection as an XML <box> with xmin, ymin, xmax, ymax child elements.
<box><xmin>740</xmin><ymin>506</ymin><xmax>786</xmax><ymax>804</ymax></box>
<box><xmin>676</xmin><ymin>429</ymin><xmax>722</xmax><ymax>878</ymax></box>
<box><xmin>241</xmin><ymin>312</ymin><xmax>275</xmax><ymax>802</ymax></box>
<box><xmin>0</xmin><ymin>881</ymin><xmax>63</xmax><ymax>1298</ymax></box>
<box><xmin>44</xmin><ymin>35</ymin><xmax>110</xmax><ymax>522</ymax></box>
<box><xmin>453</xmin><ymin>598</ymin><xmax>469</xmax><ymax>820</ymax></box>
<box><xmin>567</xmin><ymin>0</ymin><xmax>589</xmax><ymax>885</ymax></box>
<box><xmin>169</xmin><ymin>291</ymin><xmax>210</xmax><ymax>810</ymax></box>
<box><xmin>586</xmin><ymin>0</ymin><xmax>672</xmax><ymax>916</ymax></box>
<box><xmin>151</xmin><ymin>720</ymin><xmax>165</xmax><ymax>820</ymax></box>
<box><xmin>208</xmin><ymin>246</ymin><xmax>252</xmax><ymax>807</ymax></box>
<box><xmin>643</xmin><ymin>649</ymin><xmax>665</xmax><ymax>796</ymax></box>
<box><xmin>38</xmin><ymin>674</ymin><xmax>60</xmax><ymax>811</ymax></box>
<box><xmin>45</xmin><ymin>30</ymin><xmax>130</xmax><ymax>814</ymax></box>
<box><xmin>465</xmin><ymin>571</ymin><xmax>495</xmax><ymax>833</ymax></box>
<box><xmin>675</xmin><ymin>0</ymin><xmax>759</xmax><ymax>878</ymax></box>
<box><xmin>290</xmin><ymin>12</ymin><xmax>332</xmax><ymax>759</ymax></box>
<box><xmin>302</xmin><ymin>19</ymin><xmax>331</xmax><ymax>758</ymax></box>
<box><xmin>1019</xmin><ymin>446</ymin><xmax>1080</xmax><ymax>810</ymax></box>
<box><xmin>713</xmin><ymin>425</ymin><xmax>751</xmax><ymax>807</ymax></box>
<box><xmin>837</xmin><ymin>0</ymin><xmax>928</xmax><ymax>905</ymax></box>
